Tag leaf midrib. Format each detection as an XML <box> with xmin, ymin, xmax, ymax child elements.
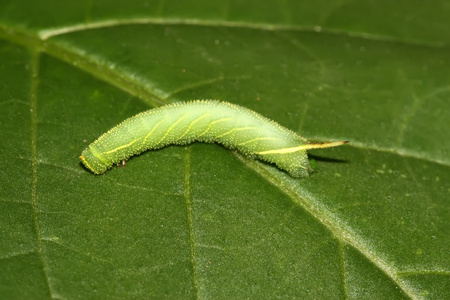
<box><xmin>29</xmin><ymin>50</ymin><xmax>53</xmax><ymax>298</ymax></box>
<box><xmin>32</xmin><ymin>17</ymin><xmax>450</xmax><ymax>48</ymax></box>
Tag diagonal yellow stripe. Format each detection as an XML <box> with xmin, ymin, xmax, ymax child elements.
<box><xmin>155</xmin><ymin>115</ymin><xmax>186</xmax><ymax>145</ymax></box>
<box><xmin>105</xmin><ymin>139</ymin><xmax>139</xmax><ymax>155</ymax></box>
<box><xmin>257</xmin><ymin>141</ymin><xmax>348</xmax><ymax>155</ymax></box>
<box><xmin>177</xmin><ymin>113</ymin><xmax>210</xmax><ymax>141</ymax></box>
<box><xmin>237</xmin><ymin>137</ymin><xmax>278</xmax><ymax>146</ymax></box>
<box><xmin>256</xmin><ymin>145</ymin><xmax>308</xmax><ymax>155</ymax></box>
<box><xmin>216</xmin><ymin>127</ymin><xmax>257</xmax><ymax>138</ymax></box>
<box><xmin>197</xmin><ymin>118</ymin><xmax>232</xmax><ymax>138</ymax></box>
<box><xmin>140</xmin><ymin>120</ymin><xmax>164</xmax><ymax>150</ymax></box>
<box><xmin>104</xmin><ymin>120</ymin><xmax>165</xmax><ymax>155</ymax></box>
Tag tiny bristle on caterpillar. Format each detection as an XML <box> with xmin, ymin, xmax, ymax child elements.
<box><xmin>79</xmin><ymin>100</ymin><xmax>348</xmax><ymax>177</ymax></box>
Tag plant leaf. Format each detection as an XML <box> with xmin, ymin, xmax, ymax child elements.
<box><xmin>0</xmin><ymin>1</ymin><xmax>448</xmax><ymax>299</ymax></box>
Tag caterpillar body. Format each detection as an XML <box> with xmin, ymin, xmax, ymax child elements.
<box><xmin>80</xmin><ymin>100</ymin><xmax>347</xmax><ymax>177</ymax></box>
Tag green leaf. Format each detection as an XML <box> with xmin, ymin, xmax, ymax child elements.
<box><xmin>1</xmin><ymin>1</ymin><xmax>449</xmax><ymax>299</ymax></box>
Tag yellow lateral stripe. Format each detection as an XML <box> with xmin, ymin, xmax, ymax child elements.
<box><xmin>141</xmin><ymin>120</ymin><xmax>164</xmax><ymax>149</ymax></box>
<box><xmin>105</xmin><ymin>120</ymin><xmax>165</xmax><ymax>155</ymax></box>
<box><xmin>256</xmin><ymin>146</ymin><xmax>307</xmax><ymax>155</ymax></box>
<box><xmin>257</xmin><ymin>141</ymin><xmax>348</xmax><ymax>155</ymax></box>
<box><xmin>304</xmin><ymin>141</ymin><xmax>349</xmax><ymax>149</ymax></box>
<box><xmin>237</xmin><ymin>137</ymin><xmax>279</xmax><ymax>146</ymax></box>
<box><xmin>177</xmin><ymin>113</ymin><xmax>209</xmax><ymax>140</ymax></box>
<box><xmin>105</xmin><ymin>139</ymin><xmax>139</xmax><ymax>155</ymax></box>
<box><xmin>155</xmin><ymin>115</ymin><xmax>186</xmax><ymax>145</ymax></box>
<box><xmin>216</xmin><ymin>127</ymin><xmax>257</xmax><ymax>139</ymax></box>
<box><xmin>197</xmin><ymin>118</ymin><xmax>232</xmax><ymax>138</ymax></box>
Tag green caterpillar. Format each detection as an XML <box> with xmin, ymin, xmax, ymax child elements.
<box><xmin>80</xmin><ymin>100</ymin><xmax>347</xmax><ymax>177</ymax></box>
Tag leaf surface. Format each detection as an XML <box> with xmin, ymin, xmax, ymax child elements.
<box><xmin>0</xmin><ymin>1</ymin><xmax>449</xmax><ymax>299</ymax></box>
